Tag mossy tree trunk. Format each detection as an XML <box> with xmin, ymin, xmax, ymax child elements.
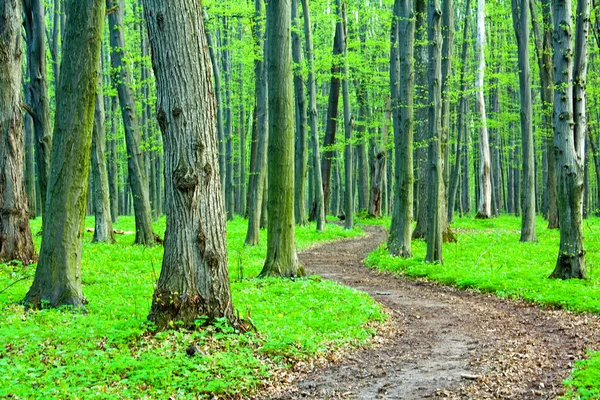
<box><xmin>107</xmin><ymin>0</ymin><xmax>155</xmax><ymax>246</ymax></box>
<box><xmin>259</xmin><ymin>0</ymin><xmax>305</xmax><ymax>278</ymax></box>
<box><xmin>142</xmin><ymin>0</ymin><xmax>235</xmax><ymax>329</ymax></box>
<box><xmin>389</xmin><ymin>0</ymin><xmax>415</xmax><ymax>258</ymax></box>
<box><xmin>550</xmin><ymin>0</ymin><xmax>589</xmax><ymax>279</ymax></box>
<box><xmin>24</xmin><ymin>0</ymin><xmax>105</xmax><ymax>308</ymax></box>
<box><xmin>0</xmin><ymin>0</ymin><xmax>38</xmax><ymax>266</ymax></box>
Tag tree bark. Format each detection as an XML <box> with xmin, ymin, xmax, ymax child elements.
<box><xmin>0</xmin><ymin>0</ymin><xmax>37</xmax><ymax>265</ymax></box>
<box><xmin>24</xmin><ymin>0</ymin><xmax>105</xmax><ymax>308</ymax></box>
<box><xmin>389</xmin><ymin>0</ymin><xmax>415</xmax><ymax>258</ymax></box>
<box><xmin>259</xmin><ymin>0</ymin><xmax>304</xmax><ymax>278</ymax></box>
<box><xmin>108</xmin><ymin>96</ymin><xmax>119</xmax><ymax>223</ymax></box>
<box><xmin>425</xmin><ymin>0</ymin><xmax>444</xmax><ymax>263</ymax></box>
<box><xmin>301</xmin><ymin>0</ymin><xmax>325</xmax><ymax>231</ymax></box>
<box><xmin>340</xmin><ymin>0</ymin><xmax>353</xmax><ymax>230</ymax></box>
<box><xmin>245</xmin><ymin>0</ymin><xmax>269</xmax><ymax>245</ymax></box>
<box><xmin>107</xmin><ymin>0</ymin><xmax>155</xmax><ymax>246</ymax></box>
<box><xmin>512</xmin><ymin>0</ymin><xmax>537</xmax><ymax>241</ymax></box>
<box><xmin>550</xmin><ymin>0</ymin><xmax>589</xmax><ymax>279</ymax></box>
<box><xmin>142</xmin><ymin>0</ymin><xmax>235</xmax><ymax>329</ymax></box>
<box><xmin>475</xmin><ymin>0</ymin><xmax>492</xmax><ymax>219</ymax></box>
<box><xmin>222</xmin><ymin>18</ymin><xmax>235</xmax><ymax>220</ymax></box>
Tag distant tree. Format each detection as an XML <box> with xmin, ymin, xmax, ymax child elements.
<box><xmin>258</xmin><ymin>0</ymin><xmax>305</xmax><ymax>278</ymax></box>
<box><xmin>0</xmin><ymin>0</ymin><xmax>38</xmax><ymax>266</ymax></box>
<box><xmin>550</xmin><ymin>0</ymin><xmax>589</xmax><ymax>279</ymax></box>
<box><xmin>340</xmin><ymin>0</ymin><xmax>354</xmax><ymax>230</ymax></box>
<box><xmin>24</xmin><ymin>0</ymin><xmax>105</xmax><ymax>308</ymax></box>
<box><xmin>143</xmin><ymin>0</ymin><xmax>235</xmax><ymax>329</ymax></box>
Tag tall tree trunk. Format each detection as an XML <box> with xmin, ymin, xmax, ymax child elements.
<box><xmin>550</xmin><ymin>0</ymin><xmax>589</xmax><ymax>279</ymax></box>
<box><xmin>448</xmin><ymin>0</ymin><xmax>471</xmax><ymax>223</ymax></box>
<box><xmin>320</xmin><ymin>20</ymin><xmax>343</xmax><ymax>217</ymax></box>
<box><xmin>222</xmin><ymin>18</ymin><xmax>235</xmax><ymax>220</ymax></box>
<box><xmin>259</xmin><ymin>0</ymin><xmax>305</xmax><ymax>278</ymax></box>
<box><xmin>475</xmin><ymin>0</ymin><xmax>492</xmax><ymax>219</ymax></box>
<box><xmin>91</xmin><ymin>65</ymin><xmax>115</xmax><ymax>244</ymax></box>
<box><xmin>23</xmin><ymin>0</ymin><xmax>52</xmax><ymax>218</ymax></box>
<box><xmin>108</xmin><ymin>96</ymin><xmax>119</xmax><ymax>223</ymax></box>
<box><xmin>461</xmin><ymin>111</ymin><xmax>471</xmax><ymax>214</ymax></box>
<box><xmin>425</xmin><ymin>0</ymin><xmax>444</xmax><ymax>263</ymax></box>
<box><xmin>441</xmin><ymin>0</ymin><xmax>454</xmax><ymax>238</ymax></box>
<box><xmin>24</xmin><ymin>0</ymin><xmax>105</xmax><ymax>308</ymax></box>
<box><xmin>245</xmin><ymin>0</ymin><xmax>269</xmax><ymax>245</ymax></box>
<box><xmin>301</xmin><ymin>0</ymin><xmax>325</xmax><ymax>231</ymax></box>
<box><xmin>355</xmin><ymin>84</ymin><xmax>369</xmax><ymax>214</ymax></box>
<box><xmin>143</xmin><ymin>0</ymin><xmax>235</xmax><ymax>330</ymax></box>
<box><xmin>292</xmin><ymin>0</ymin><xmax>309</xmax><ymax>226</ymax></box>
<box><xmin>512</xmin><ymin>0</ymin><xmax>536</xmax><ymax>241</ymax></box>
<box><xmin>107</xmin><ymin>0</ymin><xmax>155</xmax><ymax>246</ymax></box>
<box><xmin>0</xmin><ymin>0</ymin><xmax>37</xmax><ymax>265</ymax></box>
<box><xmin>389</xmin><ymin>0</ymin><xmax>415</xmax><ymax>257</ymax></box>
<box><xmin>339</xmin><ymin>0</ymin><xmax>353</xmax><ymax>230</ymax></box>
<box><xmin>237</xmin><ymin>21</ymin><xmax>247</xmax><ymax>218</ymax></box>
<box><xmin>24</xmin><ymin>94</ymin><xmax>37</xmax><ymax>217</ymax></box>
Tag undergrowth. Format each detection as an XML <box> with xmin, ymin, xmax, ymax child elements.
<box><xmin>363</xmin><ymin>214</ymin><xmax>600</xmax><ymax>400</ymax></box>
<box><xmin>0</xmin><ymin>217</ymin><xmax>383</xmax><ymax>399</ymax></box>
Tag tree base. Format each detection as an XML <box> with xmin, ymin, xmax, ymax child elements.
<box><xmin>258</xmin><ymin>259</ymin><xmax>306</xmax><ymax>279</ymax></box>
<box><xmin>23</xmin><ymin>288</ymin><xmax>87</xmax><ymax>312</ymax></box>
<box><xmin>549</xmin><ymin>251</ymin><xmax>587</xmax><ymax>280</ymax></box>
<box><xmin>442</xmin><ymin>226</ymin><xmax>458</xmax><ymax>243</ymax></box>
<box><xmin>475</xmin><ymin>212</ymin><xmax>490</xmax><ymax>219</ymax></box>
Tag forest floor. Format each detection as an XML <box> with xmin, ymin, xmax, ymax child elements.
<box><xmin>260</xmin><ymin>225</ymin><xmax>600</xmax><ymax>400</ymax></box>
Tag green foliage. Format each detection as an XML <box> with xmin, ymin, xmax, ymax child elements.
<box><xmin>0</xmin><ymin>217</ymin><xmax>383</xmax><ymax>399</ymax></box>
<box><xmin>364</xmin><ymin>215</ymin><xmax>600</xmax><ymax>399</ymax></box>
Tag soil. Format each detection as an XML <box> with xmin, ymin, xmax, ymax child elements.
<box><xmin>258</xmin><ymin>225</ymin><xmax>600</xmax><ymax>399</ymax></box>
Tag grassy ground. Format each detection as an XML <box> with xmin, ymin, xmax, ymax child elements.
<box><xmin>360</xmin><ymin>214</ymin><xmax>600</xmax><ymax>399</ymax></box>
<box><xmin>0</xmin><ymin>217</ymin><xmax>384</xmax><ymax>399</ymax></box>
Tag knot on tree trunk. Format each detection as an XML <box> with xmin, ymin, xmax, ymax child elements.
<box><xmin>174</xmin><ymin>165</ymin><xmax>198</xmax><ymax>191</ymax></box>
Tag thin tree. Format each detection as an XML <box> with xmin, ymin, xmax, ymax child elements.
<box><xmin>475</xmin><ymin>0</ymin><xmax>492</xmax><ymax>219</ymax></box>
<box><xmin>512</xmin><ymin>0</ymin><xmax>536</xmax><ymax>241</ymax></box>
<box><xmin>425</xmin><ymin>0</ymin><xmax>444</xmax><ymax>263</ymax></box>
<box><xmin>107</xmin><ymin>0</ymin><xmax>155</xmax><ymax>246</ymax></box>
<box><xmin>340</xmin><ymin>0</ymin><xmax>354</xmax><ymax>230</ymax></box>
<box><xmin>301</xmin><ymin>0</ymin><xmax>325</xmax><ymax>231</ymax></box>
<box><xmin>258</xmin><ymin>0</ymin><xmax>305</xmax><ymax>278</ymax></box>
<box><xmin>142</xmin><ymin>0</ymin><xmax>235</xmax><ymax>329</ymax></box>
<box><xmin>24</xmin><ymin>0</ymin><xmax>105</xmax><ymax>308</ymax></box>
<box><xmin>389</xmin><ymin>0</ymin><xmax>415</xmax><ymax>257</ymax></box>
<box><xmin>550</xmin><ymin>0</ymin><xmax>589</xmax><ymax>279</ymax></box>
<box><xmin>0</xmin><ymin>0</ymin><xmax>38</xmax><ymax>266</ymax></box>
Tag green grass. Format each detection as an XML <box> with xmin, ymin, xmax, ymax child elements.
<box><xmin>0</xmin><ymin>217</ymin><xmax>383</xmax><ymax>399</ymax></box>
<box><xmin>364</xmin><ymin>214</ymin><xmax>600</xmax><ymax>399</ymax></box>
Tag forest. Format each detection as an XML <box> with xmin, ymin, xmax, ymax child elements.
<box><xmin>1</xmin><ymin>0</ymin><xmax>600</xmax><ymax>398</ymax></box>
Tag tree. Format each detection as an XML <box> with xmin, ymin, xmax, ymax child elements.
<box><xmin>475</xmin><ymin>0</ymin><xmax>492</xmax><ymax>219</ymax></box>
<box><xmin>512</xmin><ymin>0</ymin><xmax>536</xmax><ymax>242</ymax></box>
<box><xmin>301</xmin><ymin>0</ymin><xmax>325</xmax><ymax>231</ymax></box>
<box><xmin>142</xmin><ymin>0</ymin><xmax>235</xmax><ymax>329</ymax></box>
<box><xmin>91</xmin><ymin>63</ymin><xmax>115</xmax><ymax>244</ymax></box>
<box><xmin>340</xmin><ymin>0</ymin><xmax>354</xmax><ymax>230</ymax></box>
<box><xmin>389</xmin><ymin>0</ymin><xmax>415</xmax><ymax>257</ymax></box>
<box><xmin>258</xmin><ymin>0</ymin><xmax>305</xmax><ymax>278</ymax></box>
<box><xmin>24</xmin><ymin>0</ymin><xmax>105</xmax><ymax>309</ymax></box>
<box><xmin>0</xmin><ymin>0</ymin><xmax>37</xmax><ymax>266</ymax></box>
<box><xmin>107</xmin><ymin>0</ymin><xmax>155</xmax><ymax>246</ymax></box>
<box><xmin>549</xmin><ymin>0</ymin><xmax>589</xmax><ymax>279</ymax></box>
<box><xmin>425</xmin><ymin>0</ymin><xmax>443</xmax><ymax>263</ymax></box>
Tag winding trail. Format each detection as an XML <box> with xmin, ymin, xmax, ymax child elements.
<box><xmin>264</xmin><ymin>225</ymin><xmax>600</xmax><ymax>399</ymax></box>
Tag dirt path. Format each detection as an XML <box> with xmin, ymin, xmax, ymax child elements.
<box><xmin>263</xmin><ymin>225</ymin><xmax>600</xmax><ymax>399</ymax></box>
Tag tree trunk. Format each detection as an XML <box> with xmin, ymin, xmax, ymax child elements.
<box><xmin>24</xmin><ymin>0</ymin><xmax>105</xmax><ymax>308</ymax></box>
<box><xmin>320</xmin><ymin>20</ymin><xmax>343</xmax><ymax>217</ymax></box>
<box><xmin>142</xmin><ymin>0</ymin><xmax>235</xmax><ymax>329</ymax></box>
<box><xmin>108</xmin><ymin>96</ymin><xmax>119</xmax><ymax>223</ymax></box>
<box><xmin>389</xmin><ymin>0</ymin><xmax>415</xmax><ymax>258</ymax></box>
<box><xmin>24</xmin><ymin>95</ymin><xmax>37</xmax><ymax>217</ymax></box>
<box><xmin>91</xmin><ymin>64</ymin><xmax>115</xmax><ymax>244</ymax></box>
<box><xmin>292</xmin><ymin>0</ymin><xmax>309</xmax><ymax>226</ymax></box>
<box><xmin>550</xmin><ymin>0</ymin><xmax>589</xmax><ymax>279</ymax></box>
<box><xmin>448</xmin><ymin>0</ymin><xmax>471</xmax><ymax>223</ymax></box>
<box><xmin>475</xmin><ymin>0</ymin><xmax>492</xmax><ymax>219</ymax></box>
<box><xmin>259</xmin><ymin>0</ymin><xmax>304</xmax><ymax>278</ymax></box>
<box><xmin>425</xmin><ymin>0</ymin><xmax>444</xmax><ymax>263</ymax></box>
<box><xmin>221</xmin><ymin>18</ymin><xmax>235</xmax><ymax>220</ymax></box>
<box><xmin>339</xmin><ymin>0</ymin><xmax>353</xmax><ymax>230</ymax></box>
<box><xmin>107</xmin><ymin>0</ymin><xmax>155</xmax><ymax>246</ymax></box>
<box><xmin>237</xmin><ymin>22</ymin><xmax>247</xmax><ymax>218</ymax></box>
<box><xmin>512</xmin><ymin>0</ymin><xmax>536</xmax><ymax>241</ymax></box>
<box><xmin>0</xmin><ymin>0</ymin><xmax>37</xmax><ymax>265</ymax></box>
<box><xmin>245</xmin><ymin>0</ymin><xmax>269</xmax><ymax>245</ymax></box>
<box><xmin>23</xmin><ymin>0</ymin><xmax>52</xmax><ymax>218</ymax></box>
<box><xmin>301</xmin><ymin>0</ymin><xmax>325</xmax><ymax>231</ymax></box>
